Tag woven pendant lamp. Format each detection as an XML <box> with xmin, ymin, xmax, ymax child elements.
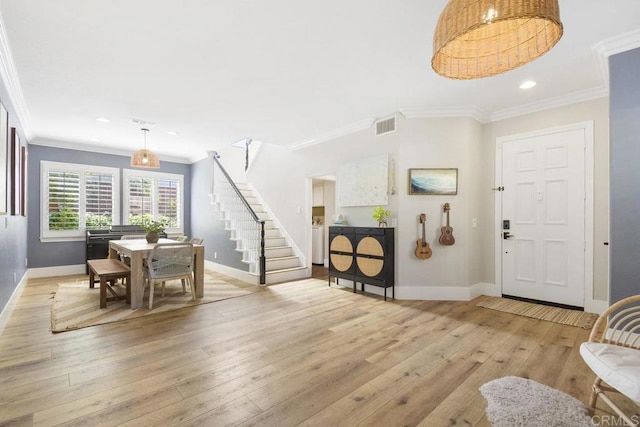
<box><xmin>432</xmin><ymin>0</ymin><xmax>563</xmax><ymax>79</ymax></box>
<box><xmin>131</xmin><ymin>128</ymin><xmax>160</xmax><ymax>168</ymax></box>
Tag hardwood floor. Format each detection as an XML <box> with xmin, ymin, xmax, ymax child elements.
<box><xmin>0</xmin><ymin>273</ymin><xmax>635</xmax><ymax>426</ymax></box>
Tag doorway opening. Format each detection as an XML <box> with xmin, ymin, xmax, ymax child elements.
<box><xmin>310</xmin><ymin>175</ymin><xmax>336</xmax><ymax>278</ymax></box>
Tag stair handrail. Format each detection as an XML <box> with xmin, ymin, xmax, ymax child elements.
<box><xmin>209</xmin><ymin>151</ymin><xmax>266</xmax><ymax>285</ymax></box>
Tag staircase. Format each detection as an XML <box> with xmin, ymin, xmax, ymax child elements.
<box><xmin>212</xmin><ymin>181</ymin><xmax>308</xmax><ymax>285</ymax></box>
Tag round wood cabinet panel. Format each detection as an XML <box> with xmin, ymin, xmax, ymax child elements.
<box><xmin>356</xmin><ymin>236</ymin><xmax>384</xmax><ymax>256</ymax></box>
<box><xmin>357</xmin><ymin>257</ymin><xmax>384</xmax><ymax>277</ymax></box>
<box><xmin>331</xmin><ymin>254</ymin><xmax>352</xmax><ymax>272</ymax></box>
<box><xmin>330</xmin><ymin>235</ymin><xmax>353</xmax><ymax>253</ymax></box>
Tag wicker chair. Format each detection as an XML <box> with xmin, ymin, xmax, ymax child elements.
<box><xmin>580</xmin><ymin>295</ymin><xmax>640</xmax><ymax>426</ymax></box>
<box><xmin>143</xmin><ymin>242</ymin><xmax>195</xmax><ymax>309</ymax></box>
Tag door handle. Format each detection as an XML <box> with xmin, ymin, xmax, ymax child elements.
<box><xmin>503</xmin><ymin>232</ymin><xmax>514</xmax><ymax>240</ymax></box>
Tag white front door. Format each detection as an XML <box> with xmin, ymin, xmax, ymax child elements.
<box><xmin>500</xmin><ymin>128</ymin><xmax>586</xmax><ymax>307</ymax></box>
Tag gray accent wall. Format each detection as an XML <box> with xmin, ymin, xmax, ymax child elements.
<box><xmin>190</xmin><ymin>156</ymin><xmax>248</xmax><ymax>270</ymax></box>
<box><xmin>0</xmin><ymin>84</ymin><xmax>28</xmax><ymax>313</ymax></box>
<box><xmin>27</xmin><ymin>144</ymin><xmax>192</xmax><ymax>268</ymax></box>
<box><xmin>0</xmin><ymin>214</ymin><xmax>27</xmax><ymax>313</ymax></box>
<box><xmin>609</xmin><ymin>47</ymin><xmax>640</xmax><ymax>303</ymax></box>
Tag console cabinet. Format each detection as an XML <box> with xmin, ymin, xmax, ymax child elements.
<box><xmin>328</xmin><ymin>226</ymin><xmax>395</xmax><ymax>300</ymax></box>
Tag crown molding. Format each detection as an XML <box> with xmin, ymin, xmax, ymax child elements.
<box><xmin>400</xmin><ymin>106</ymin><xmax>491</xmax><ymax>123</ymax></box>
<box><xmin>490</xmin><ymin>86</ymin><xmax>608</xmax><ymax>123</ymax></box>
<box><xmin>0</xmin><ymin>10</ymin><xmax>32</xmax><ymax>140</ymax></box>
<box><xmin>30</xmin><ymin>137</ymin><xmax>192</xmax><ymax>164</ymax></box>
<box><xmin>593</xmin><ymin>29</ymin><xmax>640</xmax><ymax>90</ymax></box>
<box><xmin>288</xmin><ymin>117</ymin><xmax>375</xmax><ymax>150</ymax></box>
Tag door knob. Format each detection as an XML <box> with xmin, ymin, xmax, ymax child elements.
<box><xmin>503</xmin><ymin>231</ymin><xmax>514</xmax><ymax>240</ymax></box>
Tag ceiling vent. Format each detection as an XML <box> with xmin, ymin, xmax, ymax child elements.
<box><xmin>129</xmin><ymin>118</ymin><xmax>157</xmax><ymax>128</ymax></box>
<box><xmin>375</xmin><ymin>117</ymin><xmax>396</xmax><ymax>136</ymax></box>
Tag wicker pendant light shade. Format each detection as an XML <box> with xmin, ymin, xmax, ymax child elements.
<box><xmin>432</xmin><ymin>0</ymin><xmax>563</xmax><ymax>79</ymax></box>
<box><xmin>130</xmin><ymin>128</ymin><xmax>160</xmax><ymax>168</ymax></box>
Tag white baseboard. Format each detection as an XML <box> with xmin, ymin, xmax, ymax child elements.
<box><xmin>470</xmin><ymin>282</ymin><xmax>501</xmax><ymax>299</ymax></box>
<box><xmin>28</xmin><ymin>264</ymin><xmax>86</xmax><ymax>278</ymax></box>
<box><xmin>395</xmin><ymin>282</ymin><xmax>499</xmax><ymax>301</ymax></box>
<box><xmin>0</xmin><ymin>271</ymin><xmax>28</xmax><ymax>336</ymax></box>
<box><xmin>584</xmin><ymin>298</ymin><xmax>608</xmax><ymax>315</ymax></box>
<box><xmin>205</xmin><ymin>260</ymin><xmax>255</xmax><ymax>285</ymax></box>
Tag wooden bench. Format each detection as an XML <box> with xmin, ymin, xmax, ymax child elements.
<box><xmin>87</xmin><ymin>259</ymin><xmax>131</xmax><ymax>308</ymax></box>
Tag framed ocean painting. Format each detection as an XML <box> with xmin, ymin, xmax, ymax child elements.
<box><xmin>408</xmin><ymin>168</ymin><xmax>458</xmax><ymax>195</ymax></box>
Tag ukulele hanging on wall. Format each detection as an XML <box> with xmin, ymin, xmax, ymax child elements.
<box><xmin>415</xmin><ymin>213</ymin><xmax>433</xmax><ymax>259</ymax></box>
<box><xmin>439</xmin><ymin>203</ymin><xmax>455</xmax><ymax>246</ymax></box>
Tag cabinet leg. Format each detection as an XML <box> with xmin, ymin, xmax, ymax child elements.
<box><xmin>384</xmin><ymin>288</ymin><xmax>387</xmax><ymax>301</ymax></box>
<box><xmin>353</xmin><ymin>282</ymin><xmax>356</xmax><ymax>293</ymax></box>
<box><xmin>392</xmin><ymin>286</ymin><xmax>395</xmax><ymax>300</ymax></box>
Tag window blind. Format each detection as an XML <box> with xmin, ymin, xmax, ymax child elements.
<box><xmin>47</xmin><ymin>170</ymin><xmax>80</xmax><ymax>230</ymax></box>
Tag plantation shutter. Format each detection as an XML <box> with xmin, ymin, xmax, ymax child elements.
<box><xmin>85</xmin><ymin>172</ymin><xmax>115</xmax><ymax>228</ymax></box>
<box><xmin>158</xmin><ymin>178</ymin><xmax>180</xmax><ymax>228</ymax></box>
<box><xmin>47</xmin><ymin>170</ymin><xmax>80</xmax><ymax>230</ymax></box>
<box><xmin>122</xmin><ymin>169</ymin><xmax>183</xmax><ymax>233</ymax></box>
<box><xmin>128</xmin><ymin>176</ymin><xmax>154</xmax><ymax>224</ymax></box>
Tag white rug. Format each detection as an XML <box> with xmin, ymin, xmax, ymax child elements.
<box><xmin>480</xmin><ymin>376</ymin><xmax>594</xmax><ymax>427</ymax></box>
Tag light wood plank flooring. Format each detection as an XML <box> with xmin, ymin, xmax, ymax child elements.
<box><xmin>0</xmin><ymin>272</ymin><xmax>636</xmax><ymax>426</ymax></box>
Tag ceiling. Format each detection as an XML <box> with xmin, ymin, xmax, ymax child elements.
<box><xmin>0</xmin><ymin>1</ymin><xmax>639</xmax><ymax>163</ymax></box>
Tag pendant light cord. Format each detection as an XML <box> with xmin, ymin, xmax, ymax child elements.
<box><xmin>142</xmin><ymin>128</ymin><xmax>149</xmax><ymax>149</ymax></box>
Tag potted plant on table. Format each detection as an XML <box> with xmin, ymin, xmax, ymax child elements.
<box><xmin>141</xmin><ymin>220</ymin><xmax>166</xmax><ymax>243</ymax></box>
<box><xmin>372</xmin><ymin>206</ymin><xmax>391</xmax><ymax>228</ymax></box>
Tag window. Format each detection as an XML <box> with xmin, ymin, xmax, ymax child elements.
<box><xmin>123</xmin><ymin>169</ymin><xmax>183</xmax><ymax>233</ymax></box>
<box><xmin>41</xmin><ymin>161</ymin><xmax>120</xmax><ymax>241</ymax></box>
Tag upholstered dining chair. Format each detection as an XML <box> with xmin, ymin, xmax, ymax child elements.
<box><xmin>189</xmin><ymin>237</ymin><xmax>204</xmax><ymax>245</ymax></box>
<box><xmin>580</xmin><ymin>295</ymin><xmax>640</xmax><ymax>426</ymax></box>
<box><xmin>143</xmin><ymin>242</ymin><xmax>195</xmax><ymax>309</ymax></box>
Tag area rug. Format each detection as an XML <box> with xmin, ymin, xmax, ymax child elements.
<box><xmin>480</xmin><ymin>376</ymin><xmax>594</xmax><ymax>427</ymax></box>
<box><xmin>477</xmin><ymin>297</ymin><xmax>598</xmax><ymax>329</ymax></box>
<box><xmin>51</xmin><ymin>273</ymin><xmax>258</xmax><ymax>332</ymax></box>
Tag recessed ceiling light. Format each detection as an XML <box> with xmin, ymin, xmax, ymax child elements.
<box><xmin>167</xmin><ymin>131</ymin><xmax>177</xmax><ymax>135</ymax></box>
<box><xmin>519</xmin><ymin>80</ymin><xmax>537</xmax><ymax>89</ymax></box>
<box><xmin>96</xmin><ymin>117</ymin><xmax>110</xmax><ymax>123</ymax></box>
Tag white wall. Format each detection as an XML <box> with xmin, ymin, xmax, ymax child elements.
<box><xmin>396</xmin><ymin>115</ymin><xmax>487</xmax><ymax>296</ymax></box>
<box><xmin>216</xmin><ymin>97</ymin><xmax>609</xmax><ymax>302</ymax></box>
<box><xmin>242</xmin><ymin>114</ymin><xmax>488</xmax><ymax>298</ymax></box>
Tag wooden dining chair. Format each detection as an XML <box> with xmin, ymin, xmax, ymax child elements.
<box><xmin>143</xmin><ymin>242</ymin><xmax>195</xmax><ymax>309</ymax></box>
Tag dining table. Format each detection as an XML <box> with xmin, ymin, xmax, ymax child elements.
<box><xmin>108</xmin><ymin>238</ymin><xmax>205</xmax><ymax>309</ymax></box>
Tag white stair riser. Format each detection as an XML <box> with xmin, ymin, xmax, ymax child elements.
<box><xmin>265</xmin><ymin>237</ymin><xmax>286</xmax><ymax>247</ymax></box>
<box><xmin>265</xmin><ymin>247</ymin><xmax>293</xmax><ymax>258</ymax></box>
<box><xmin>265</xmin><ymin>268</ymin><xmax>308</xmax><ymax>284</ymax></box>
<box><xmin>264</xmin><ymin>229</ymin><xmax>280</xmax><ymax>238</ymax></box>
<box><xmin>215</xmin><ymin>181</ymin><xmax>305</xmax><ymax>279</ymax></box>
<box><xmin>266</xmin><ymin>257</ymin><xmax>300</xmax><ymax>271</ymax></box>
